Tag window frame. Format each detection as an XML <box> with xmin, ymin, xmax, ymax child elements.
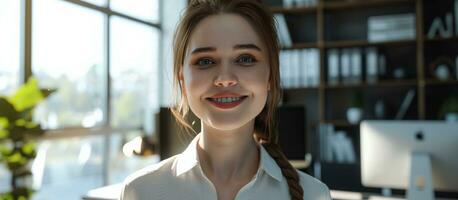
<box><xmin>18</xmin><ymin>0</ymin><xmax>163</xmax><ymax>186</ymax></box>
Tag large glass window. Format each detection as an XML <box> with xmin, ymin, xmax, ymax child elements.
<box><xmin>32</xmin><ymin>0</ymin><xmax>106</xmax><ymax>129</ymax></box>
<box><xmin>0</xmin><ymin>1</ymin><xmax>20</xmax><ymax>95</ymax></box>
<box><xmin>110</xmin><ymin>16</ymin><xmax>160</xmax><ymax>129</ymax></box>
<box><xmin>110</xmin><ymin>0</ymin><xmax>160</xmax><ymax>22</ymax></box>
<box><xmin>32</xmin><ymin>136</ymin><xmax>104</xmax><ymax>200</ymax></box>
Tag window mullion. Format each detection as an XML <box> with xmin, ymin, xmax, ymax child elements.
<box><xmin>20</xmin><ymin>0</ymin><xmax>32</xmax><ymax>84</ymax></box>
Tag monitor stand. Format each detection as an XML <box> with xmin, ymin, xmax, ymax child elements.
<box><xmin>407</xmin><ymin>152</ymin><xmax>434</xmax><ymax>200</ymax></box>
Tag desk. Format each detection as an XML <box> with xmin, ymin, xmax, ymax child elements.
<box><xmin>82</xmin><ymin>183</ymin><xmax>122</xmax><ymax>200</ymax></box>
<box><xmin>82</xmin><ymin>184</ymin><xmax>457</xmax><ymax>200</ymax></box>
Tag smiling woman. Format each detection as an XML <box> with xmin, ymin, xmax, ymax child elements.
<box><xmin>120</xmin><ymin>0</ymin><xmax>331</xmax><ymax>200</ymax></box>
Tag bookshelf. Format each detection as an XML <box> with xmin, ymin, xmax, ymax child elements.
<box><xmin>268</xmin><ymin>0</ymin><xmax>458</xmax><ymax>195</ymax></box>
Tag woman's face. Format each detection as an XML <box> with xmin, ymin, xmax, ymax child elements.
<box><xmin>181</xmin><ymin>13</ymin><xmax>270</xmax><ymax>131</ymax></box>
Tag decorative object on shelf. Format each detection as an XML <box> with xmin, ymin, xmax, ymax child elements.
<box><xmin>438</xmin><ymin>95</ymin><xmax>458</xmax><ymax>122</ymax></box>
<box><xmin>427</xmin><ymin>12</ymin><xmax>454</xmax><ymax>39</ymax></box>
<box><xmin>374</xmin><ymin>100</ymin><xmax>386</xmax><ymax>119</ymax></box>
<box><xmin>367</xmin><ymin>13</ymin><xmax>415</xmax><ymax>42</ymax></box>
<box><xmin>429</xmin><ymin>56</ymin><xmax>455</xmax><ymax>81</ymax></box>
<box><xmin>393</xmin><ymin>67</ymin><xmax>405</xmax><ymax>79</ymax></box>
<box><xmin>347</xmin><ymin>92</ymin><xmax>363</xmax><ymax>124</ymax></box>
<box><xmin>0</xmin><ymin>77</ymin><xmax>55</xmax><ymax>200</ymax></box>
<box><xmin>395</xmin><ymin>89</ymin><xmax>415</xmax><ymax>120</ymax></box>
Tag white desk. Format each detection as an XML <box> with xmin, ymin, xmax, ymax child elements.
<box><xmin>82</xmin><ymin>184</ymin><xmax>457</xmax><ymax>200</ymax></box>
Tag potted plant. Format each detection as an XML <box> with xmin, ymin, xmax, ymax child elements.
<box><xmin>0</xmin><ymin>77</ymin><xmax>54</xmax><ymax>200</ymax></box>
<box><xmin>438</xmin><ymin>95</ymin><xmax>458</xmax><ymax>122</ymax></box>
<box><xmin>346</xmin><ymin>92</ymin><xmax>364</xmax><ymax>124</ymax></box>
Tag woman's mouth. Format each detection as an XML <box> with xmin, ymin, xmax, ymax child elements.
<box><xmin>206</xmin><ymin>96</ymin><xmax>248</xmax><ymax>109</ymax></box>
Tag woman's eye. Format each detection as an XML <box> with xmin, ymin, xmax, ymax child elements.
<box><xmin>236</xmin><ymin>54</ymin><xmax>257</xmax><ymax>65</ymax></box>
<box><xmin>195</xmin><ymin>58</ymin><xmax>215</xmax><ymax>68</ymax></box>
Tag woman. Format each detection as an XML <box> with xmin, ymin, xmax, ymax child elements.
<box><xmin>120</xmin><ymin>0</ymin><xmax>331</xmax><ymax>199</ymax></box>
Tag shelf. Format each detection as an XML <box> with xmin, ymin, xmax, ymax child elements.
<box><xmin>284</xmin><ymin>86</ymin><xmax>320</xmax><ymax>91</ymax></box>
<box><xmin>321</xmin><ymin>120</ymin><xmax>359</xmax><ymax>127</ymax></box>
<box><xmin>270</xmin><ymin>6</ymin><xmax>317</xmax><ymax>14</ymax></box>
<box><xmin>324</xmin><ymin>80</ymin><xmax>417</xmax><ymax>89</ymax></box>
<box><xmin>424</xmin><ymin>36</ymin><xmax>458</xmax><ymax>43</ymax></box>
<box><xmin>282</xmin><ymin>42</ymin><xmax>318</xmax><ymax>50</ymax></box>
<box><xmin>324</xmin><ymin>39</ymin><xmax>416</xmax><ymax>48</ymax></box>
<box><xmin>323</xmin><ymin>0</ymin><xmax>415</xmax><ymax>10</ymax></box>
<box><xmin>425</xmin><ymin>79</ymin><xmax>458</xmax><ymax>86</ymax></box>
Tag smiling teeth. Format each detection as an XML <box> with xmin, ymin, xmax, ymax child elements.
<box><xmin>212</xmin><ymin>97</ymin><xmax>242</xmax><ymax>103</ymax></box>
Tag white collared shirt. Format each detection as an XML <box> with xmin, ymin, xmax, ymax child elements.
<box><xmin>120</xmin><ymin>134</ymin><xmax>331</xmax><ymax>200</ymax></box>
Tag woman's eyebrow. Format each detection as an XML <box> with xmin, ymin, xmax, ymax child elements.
<box><xmin>190</xmin><ymin>44</ymin><xmax>262</xmax><ymax>55</ymax></box>
<box><xmin>234</xmin><ymin>44</ymin><xmax>262</xmax><ymax>52</ymax></box>
<box><xmin>191</xmin><ymin>47</ymin><xmax>216</xmax><ymax>54</ymax></box>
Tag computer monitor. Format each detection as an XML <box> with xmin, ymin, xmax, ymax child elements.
<box><xmin>277</xmin><ymin>105</ymin><xmax>307</xmax><ymax>160</ymax></box>
<box><xmin>360</xmin><ymin>120</ymin><xmax>458</xmax><ymax>200</ymax></box>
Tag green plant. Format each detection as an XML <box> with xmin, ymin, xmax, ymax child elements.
<box><xmin>0</xmin><ymin>77</ymin><xmax>54</xmax><ymax>200</ymax></box>
<box><xmin>438</xmin><ymin>95</ymin><xmax>458</xmax><ymax>120</ymax></box>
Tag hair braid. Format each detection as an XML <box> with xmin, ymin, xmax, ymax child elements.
<box><xmin>262</xmin><ymin>143</ymin><xmax>304</xmax><ymax>200</ymax></box>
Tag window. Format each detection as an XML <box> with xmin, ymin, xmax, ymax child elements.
<box><xmin>110</xmin><ymin>0</ymin><xmax>160</xmax><ymax>22</ymax></box>
<box><xmin>32</xmin><ymin>136</ymin><xmax>104</xmax><ymax>200</ymax></box>
<box><xmin>32</xmin><ymin>0</ymin><xmax>106</xmax><ymax>129</ymax></box>
<box><xmin>110</xmin><ymin>16</ymin><xmax>160</xmax><ymax>129</ymax></box>
<box><xmin>0</xmin><ymin>0</ymin><xmax>20</xmax><ymax>95</ymax></box>
<box><xmin>0</xmin><ymin>0</ymin><xmax>20</xmax><ymax>193</ymax></box>
<box><xmin>0</xmin><ymin>0</ymin><xmax>184</xmax><ymax>199</ymax></box>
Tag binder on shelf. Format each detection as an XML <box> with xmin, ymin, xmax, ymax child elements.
<box><xmin>299</xmin><ymin>49</ymin><xmax>308</xmax><ymax>87</ymax></box>
<box><xmin>319</xmin><ymin>124</ymin><xmax>334</xmax><ymax>162</ymax></box>
<box><xmin>378</xmin><ymin>54</ymin><xmax>387</xmax><ymax>79</ymax></box>
<box><xmin>280</xmin><ymin>50</ymin><xmax>291</xmax><ymax>88</ymax></box>
<box><xmin>291</xmin><ymin>49</ymin><xmax>301</xmax><ymax>88</ymax></box>
<box><xmin>366</xmin><ymin>47</ymin><xmax>378</xmax><ymax>84</ymax></box>
<box><xmin>395</xmin><ymin>89</ymin><xmax>416</xmax><ymax>120</ymax></box>
<box><xmin>455</xmin><ymin>55</ymin><xmax>458</xmax><ymax>80</ymax></box>
<box><xmin>310</xmin><ymin>49</ymin><xmax>320</xmax><ymax>86</ymax></box>
<box><xmin>274</xmin><ymin>14</ymin><xmax>292</xmax><ymax>47</ymax></box>
<box><xmin>327</xmin><ymin>49</ymin><xmax>340</xmax><ymax>86</ymax></box>
<box><xmin>340</xmin><ymin>48</ymin><xmax>351</xmax><ymax>85</ymax></box>
<box><xmin>283</xmin><ymin>0</ymin><xmax>294</xmax><ymax>8</ymax></box>
<box><xmin>445</xmin><ymin>12</ymin><xmax>454</xmax><ymax>38</ymax></box>
<box><xmin>350</xmin><ymin>48</ymin><xmax>362</xmax><ymax>84</ymax></box>
<box><xmin>303</xmin><ymin>49</ymin><xmax>311</xmax><ymax>87</ymax></box>
<box><xmin>455</xmin><ymin>0</ymin><xmax>458</xmax><ymax>35</ymax></box>
<box><xmin>368</xmin><ymin>13</ymin><xmax>415</xmax><ymax>42</ymax></box>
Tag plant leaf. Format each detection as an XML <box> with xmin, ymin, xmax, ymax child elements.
<box><xmin>0</xmin><ymin>98</ymin><xmax>19</xmax><ymax>121</ymax></box>
<box><xmin>8</xmin><ymin>77</ymin><xmax>44</xmax><ymax>112</ymax></box>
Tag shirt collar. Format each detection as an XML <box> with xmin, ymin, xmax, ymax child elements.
<box><xmin>175</xmin><ymin>133</ymin><xmax>283</xmax><ymax>182</ymax></box>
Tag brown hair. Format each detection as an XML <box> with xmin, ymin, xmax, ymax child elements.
<box><xmin>170</xmin><ymin>0</ymin><xmax>303</xmax><ymax>199</ymax></box>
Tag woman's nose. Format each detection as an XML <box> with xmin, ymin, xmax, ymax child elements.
<box><xmin>214</xmin><ymin>62</ymin><xmax>238</xmax><ymax>87</ymax></box>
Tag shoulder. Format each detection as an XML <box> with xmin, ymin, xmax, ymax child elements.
<box><xmin>297</xmin><ymin>170</ymin><xmax>332</xmax><ymax>200</ymax></box>
<box><xmin>119</xmin><ymin>155</ymin><xmax>179</xmax><ymax>200</ymax></box>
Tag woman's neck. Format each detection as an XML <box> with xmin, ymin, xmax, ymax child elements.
<box><xmin>197</xmin><ymin>120</ymin><xmax>260</xmax><ymax>184</ymax></box>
